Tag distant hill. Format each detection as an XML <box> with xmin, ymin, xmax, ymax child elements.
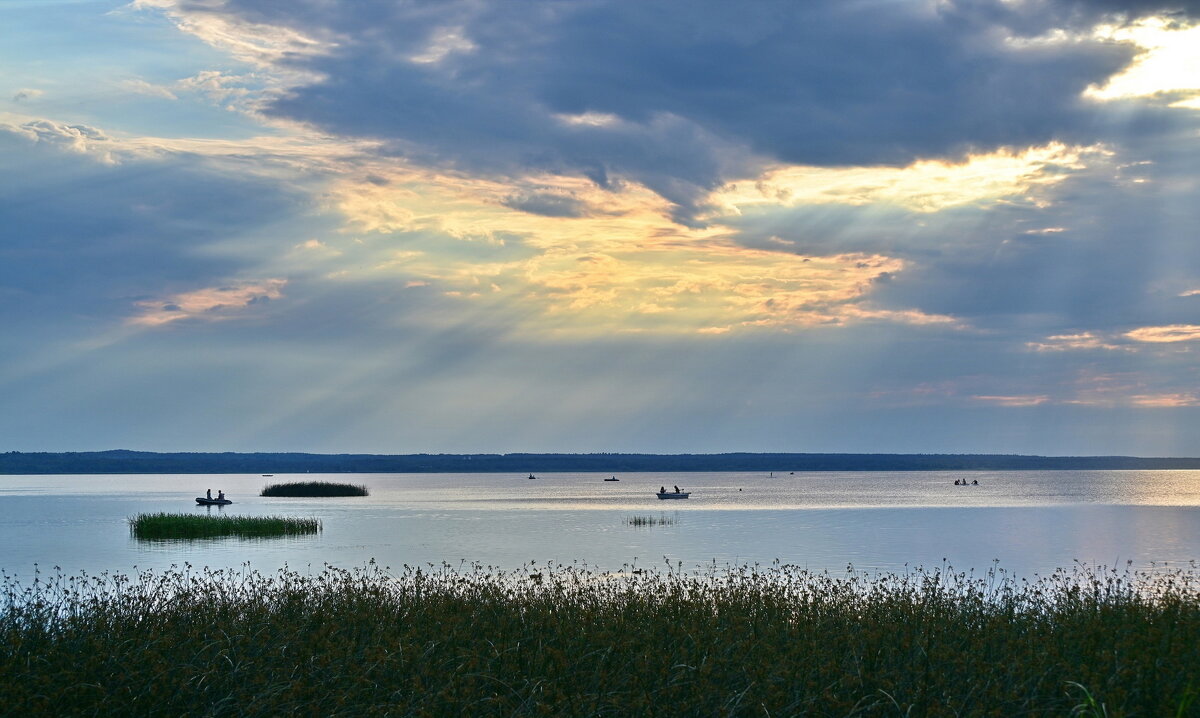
<box><xmin>2</xmin><ymin>450</ymin><xmax>1200</xmax><ymax>474</ymax></box>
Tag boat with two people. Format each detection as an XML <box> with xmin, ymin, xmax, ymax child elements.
<box><xmin>656</xmin><ymin>485</ymin><xmax>690</xmax><ymax>500</ymax></box>
<box><xmin>196</xmin><ymin>488</ymin><xmax>232</xmax><ymax>506</ymax></box>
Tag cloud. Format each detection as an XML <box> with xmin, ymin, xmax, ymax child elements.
<box><xmin>1129</xmin><ymin>393</ymin><xmax>1200</xmax><ymax>407</ymax></box>
<box><xmin>1085</xmin><ymin>18</ymin><xmax>1200</xmax><ymax>104</ymax></box>
<box><xmin>130</xmin><ymin>279</ymin><xmax>287</xmax><ymax>326</ymax></box>
<box><xmin>501</xmin><ymin>192</ymin><xmax>593</xmax><ymax>218</ymax></box>
<box><xmin>131</xmin><ymin>0</ymin><xmax>332</xmax><ymax>69</ymax></box>
<box><xmin>139</xmin><ymin>0</ymin><xmax>1155</xmax><ymax>224</ymax></box>
<box><xmin>120</xmin><ymin>78</ymin><xmax>178</xmax><ymax>101</ymax></box>
<box><xmin>1125</xmin><ymin>324</ymin><xmax>1200</xmax><ymax>342</ymax></box>
<box><xmin>0</xmin><ymin>121</ymin><xmax>311</xmax><ymax>339</ymax></box>
<box><xmin>9</xmin><ymin>0</ymin><xmax>1200</xmax><ymax>455</ymax></box>
<box><xmin>12</xmin><ymin>119</ymin><xmax>112</xmax><ymax>155</ymax></box>
<box><xmin>12</xmin><ymin>88</ymin><xmax>43</xmax><ymax>102</ymax></box>
<box><xmin>1026</xmin><ymin>332</ymin><xmax>1128</xmax><ymax>351</ymax></box>
<box><xmin>409</xmin><ymin>26</ymin><xmax>477</xmax><ymax>65</ymax></box>
<box><xmin>709</xmin><ymin>143</ymin><xmax>1101</xmax><ymax>216</ymax></box>
<box><xmin>175</xmin><ymin>70</ymin><xmax>255</xmax><ymax>106</ymax></box>
<box><xmin>972</xmin><ymin>394</ymin><xmax>1052</xmax><ymax>407</ymax></box>
<box><xmin>88</xmin><ymin>3</ymin><xmax>1200</xmax><ymax>350</ymax></box>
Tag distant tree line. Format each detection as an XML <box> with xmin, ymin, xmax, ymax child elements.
<box><xmin>2</xmin><ymin>450</ymin><xmax>1199</xmax><ymax>474</ymax></box>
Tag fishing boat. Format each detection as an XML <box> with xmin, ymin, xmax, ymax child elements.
<box><xmin>656</xmin><ymin>491</ymin><xmax>689</xmax><ymax>500</ymax></box>
<box><xmin>527</xmin><ymin>473</ymin><xmax>537</xmax><ymax>480</ymax></box>
<box><xmin>604</xmin><ymin>476</ymin><xmax>620</xmax><ymax>481</ymax></box>
<box><xmin>196</xmin><ymin>497</ymin><xmax>232</xmax><ymax>506</ymax></box>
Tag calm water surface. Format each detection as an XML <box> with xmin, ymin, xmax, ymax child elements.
<box><xmin>1</xmin><ymin>471</ymin><xmax>1199</xmax><ymax>580</ymax></box>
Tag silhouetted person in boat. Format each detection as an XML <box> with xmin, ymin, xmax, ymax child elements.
<box><xmin>954</xmin><ymin>479</ymin><xmax>960</xmax><ymax>485</ymax></box>
<box><xmin>972</xmin><ymin>479</ymin><xmax>979</xmax><ymax>485</ymax></box>
<box><xmin>673</xmin><ymin>485</ymin><xmax>681</xmax><ymax>494</ymax></box>
<box><xmin>217</xmin><ymin>490</ymin><xmax>225</xmax><ymax>501</ymax></box>
<box><xmin>206</xmin><ymin>489</ymin><xmax>212</xmax><ymax>500</ymax></box>
<box><xmin>660</xmin><ymin>486</ymin><xmax>666</xmax><ymax>494</ymax></box>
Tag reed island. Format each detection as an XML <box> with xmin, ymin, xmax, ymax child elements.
<box><xmin>260</xmin><ymin>481</ymin><xmax>370</xmax><ymax>497</ymax></box>
<box><xmin>129</xmin><ymin>512</ymin><xmax>322</xmax><ymax>539</ymax></box>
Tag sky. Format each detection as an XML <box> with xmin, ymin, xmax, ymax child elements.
<box><xmin>3</xmin><ymin>0</ymin><xmax>1200</xmax><ymax>456</ymax></box>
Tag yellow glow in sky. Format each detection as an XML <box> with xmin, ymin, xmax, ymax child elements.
<box><xmin>711</xmin><ymin>143</ymin><xmax>1097</xmax><ymax>215</ymax></box>
<box><xmin>1125</xmin><ymin>324</ymin><xmax>1200</xmax><ymax>343</ymax></box>
<box><xmin>313</xmin><ymin>140</ymin><xmax>1101</xmax><ymax>337</ymax></box>
<box><xmin>322</xmin><ymin>160</ymin><xmax>974</xmax><ymax>334</ymax></box>
<box><xmin>1087</xmin><ymin>18</ymin><xmax>1200</xmax><ymax>105</ymax></box>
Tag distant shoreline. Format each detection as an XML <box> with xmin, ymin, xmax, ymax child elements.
<box><xmin>3</xmin><ymin>450</ymin><xmax>1200</xmax><ymax>474</ymax></box>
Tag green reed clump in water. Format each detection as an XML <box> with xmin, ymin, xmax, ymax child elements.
<box><xmin>625</xmin><ymin>514</ymin><xmax>675</xmax><ymax>526</ymax></box>
<box><xmin>129</xmin><ymin>512</ymin><xmax>322</xmax><ymax>539</ymax></box>
<box><xmin>2</xmin><ymin>561</ymin><xmax>1199</xmax><ymax>716</ymax></box>
<box><xmin>260</xmin><ymin>481</ymin><xmax>369</xmax><ymax>497</ymax></box>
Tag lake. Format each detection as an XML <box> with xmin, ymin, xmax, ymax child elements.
<box><xmin>2</xmin><ymin>470</ymin><xmax>1199</xmax><ymax>580</ymax></box>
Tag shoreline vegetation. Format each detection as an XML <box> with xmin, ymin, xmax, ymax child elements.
<box><xmin>2</xmin><ymin>562</ymin><xmax>1198</xmax><ymax>715</ymax></box>
<box><xmin>260</xmin><ymin>481</ymin><xmax>369</xmax><ymax>497</ymax></box>
<box><xmin>129</xmin><ymin>513</ymin><xmax>322</xmax><ymax>540</ymax></box>
<box><xmin>6</xmin><ymin>449</ymin><xmax>1200</xmax><ymax>474</ymax></box>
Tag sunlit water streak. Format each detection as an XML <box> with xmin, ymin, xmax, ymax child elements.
<box><xmin>1</xmin><ymin>471</ymin><xmax>1198</xmax><ymax>580</ymax></box>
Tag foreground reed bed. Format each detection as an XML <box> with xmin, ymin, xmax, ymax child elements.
<box><xmin>260</xmin><ymin>481</ymin><xmax>369</xmax><ymax>497</ymax></box>
<box><xmin>129</xmin><ymin>512</ymin><xmax>322</xmax><ymax>539</ymax></box>
<box><xmin>2</xmin><ymin>561</ymin><xmax>1199</xmax><ymax>716</ymax></box>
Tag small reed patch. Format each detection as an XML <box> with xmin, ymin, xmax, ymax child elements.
<box><xmin>129</xmin><ymin>512</ymin><xmax>321</xmax><ymax>539</ymax></box>
<box><xmin>626</xmin><ymin>514</ymin><xmax>675</xmax><ymax>526</ymax></box>
<box><xmin>260</xmin><ymin>481</ymin><xmax>369</xmax><ymax>497</ymax></box>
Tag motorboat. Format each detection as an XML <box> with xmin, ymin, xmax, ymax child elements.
<box><xmin>604</xmin><ymin>476</ymin><xmax>620</xmax><ymax>481</ymax></box>
<box><xmin>196</xmin><ymin>497</ymin><xmax>232</xmax><ymax>506</ymax></box>
<box><xmin>656</xmin><ymin>491</ymin><xmax>689</xmax><ymax>500</ymax></box>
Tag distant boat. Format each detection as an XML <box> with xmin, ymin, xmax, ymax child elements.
<box><xmin>196</xmin><ymin>497</ymin><xmax>232</xmax><ymax>506</ymax></box>
<box><xmin>528</xmin><ymin>473</ymin><xmax>537</xmax><ymax>480</ymax></box>
<box><xmin>604</xmin><ymin>476</ymin><xmax>620</xmax><ymax>482</ymax></box>
<box><xmin>656</xmin><ymin>491</ymin><xmax>689</xmax><ymax>500</ymax></box>
<box><xmin>262</xmin><ymin>474</ymin><xmax>273</xmax><ymax>477</ymax></box>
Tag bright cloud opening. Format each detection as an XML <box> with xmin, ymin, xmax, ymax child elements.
<box><xmin>1086</xmin><ymin>18</ymin><xmax>1200</xmax><ymax>106</ymax></box>
<box><xmin>1026</xmin><ymin>332</ymin><xmax>1126</xmax><ymax>352</ymax></box>
<box><xmin>1125</xmin><ymin>325</ymin><xmax>1200</xmax><ymax>343</ymax></box>
<box><xmin>711</xmin><ymin>143</ymin><xmax>1100</xmax><ymax>215</ymax></box>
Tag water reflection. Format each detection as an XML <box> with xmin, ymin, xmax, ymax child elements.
<box><xmin>0</xmin><ymin>471</ymin><xmax>1198</xmax><ymax>580</ymax></box>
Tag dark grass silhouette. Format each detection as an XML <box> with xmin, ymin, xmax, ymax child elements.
<box><xmin>2</xmin><ymin>561</ymin><xmax>1198</xmax><ymax>715</ymax></box>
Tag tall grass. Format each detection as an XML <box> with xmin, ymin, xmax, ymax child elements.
<box><xmin>129</xmin><ymin>512</ymin><xmax>322</xmax><ymax>539</ymax></box>
<box><xmin>260</xmin><ymin>481</ymin><xmax>369</xmax><ymax>497</ymax></box>
<box><xmin>2</xmin><ymin>561</ymin><xmax>1198</xmax><ymax>716</ymax></box>
<box><xmin>626</xmin><ymin>514</ymin><xmax>675</xmax><ymax>526</ymax></box>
